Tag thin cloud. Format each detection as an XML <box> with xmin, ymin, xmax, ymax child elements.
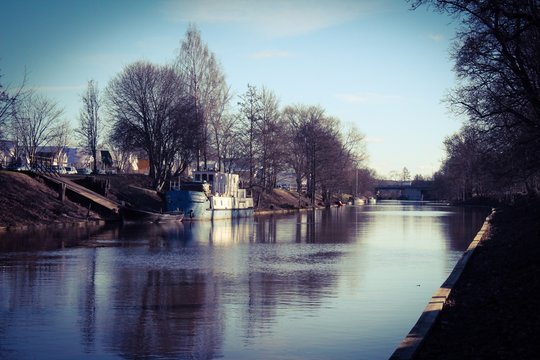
<box><xmin>429</xmin><ymin>33</ymin><xmax>445</xmax><ymax>42</ymax></box>
<box><xmin>336</xmin><ymin>92</ymin><xmax>403</xmax><ymax>105</ymax></box>
<box><xmin>251</xmin><ymin>50</ymin><xmax>294</xmax><ymax>59</ymax></box>
<box><xmin>163</xmin><ymin>0</ymin><xmax>395</xmax><ymax>37</ymax></box>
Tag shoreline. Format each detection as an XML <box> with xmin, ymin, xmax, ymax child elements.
<box><xmin>390</xmin><ymin>210</ymin><xmax>494</xmax><ymax>359</ymax></box>
<box><xmin>0</xmin><ymin>205</ymin><xmax>329</xmax><ymax>233</ymax></box>
<box><xmin>0</xmin><ymin>218</ymin><xmax>108</xmax><ymax>233</ymax></box>
<box><xmin>413</xmin><ymin>198</ymin><xmax>540</xmax><ymax>359</ymax></box>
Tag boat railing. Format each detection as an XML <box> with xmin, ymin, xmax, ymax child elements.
<box><xmin>170</xmin><ymin>179</ymin><xmax>252</xmax><ymax>198</ymax></box>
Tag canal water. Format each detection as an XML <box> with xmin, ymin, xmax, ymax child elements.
<box><xmin>0</xmin><ymin>202</ymin><xmax>489</xmax><ymax>360</ymax></box>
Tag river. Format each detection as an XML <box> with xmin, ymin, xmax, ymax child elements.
<box><xmin>0</xmin><ymin>202</ymin><xmax>489</xmax><ymax>359</ymax></box>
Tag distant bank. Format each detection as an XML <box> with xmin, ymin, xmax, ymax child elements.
<box><xmin>0</xmin><ymin>171</ymin><xmax>322</xmax><ymax>231</ymax></box>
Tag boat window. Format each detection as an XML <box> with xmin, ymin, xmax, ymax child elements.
<box><xmin>202</xmin><ymin>174</ymin><xmax>207</xmax><ymax>181</ymax></box>
<box><xmin>209</xmin><ymin>174</ymin><xmax>214</xmax><ymax>182</ymax></box>
<box><xmin>195</xmin><ymin>174</ymin><xmax>201</xmax><ymax>181</ymax></box>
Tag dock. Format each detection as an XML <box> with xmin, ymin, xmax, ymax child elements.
<box><xmin>39</xmin><ymin>174</ymin><xmax>120</xmax><ymax>218</ymax></box>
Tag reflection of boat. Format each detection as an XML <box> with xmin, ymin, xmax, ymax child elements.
<box><xmin>120</xmin><ymin>206</ymin><xmax>184</xmax><ymax>223</ymax></box>
<box><xmin>352</xmin><ymin>197</ymin><xmax>365</xmax><ymax>205</ymax></box>
<box><xmin>165</xmin><ymin>170</ymin><xmax>254</xmax><ymax>221</ymax></box>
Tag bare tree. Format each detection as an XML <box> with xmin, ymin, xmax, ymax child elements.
<box><xmin>208</xmin><ymin>81</ymin><xmax>233</xmax><ymax>171</ymax></box>
<box><xmin>0</xmin><ymin>69</ymin><xmax>27</xmax><ymax>140</ymax></box>
<box><xmin>237</xmin><ymin>84</ymin><xmax>263</xmax><ymax>187</ymax></box>
<box><xmin>281</xmin><ymin>105</ymin><xmax>329</xmax><ymax>203</ymax></box>
<box><xmin>281</xmin><ymin>104</ymin><xmax>366</xmax><ymax>204</ymax></box>
<box><xmin>10</xmin><ymin>92</ymin><xmax>64</xmax><ymax>165</ymax></box>
<box><xmin>106</xmin><ymin>138</ymin><xmax>135</xmax><ymax>173</ymax></box>
<box><xmin>106</xmin><ymin>61</ymin><xmax>198</xmax><ymax>190</ymax></box>
<box><xmin>412</xmin><ymin>0</ymin><xmax>540</xmax><ymax>194</ymax></box>
<box><xmin>175</xmin><ymin>24</ymin><xmax>229</xmax><ymax>170</ymax></box>
<box><xmin>52</xmin><ymin>120</ymin><xmax>71</xmax><ymax>158</ymax></box>
<box><xmin>76</xmin><ymin>80</ymin><xmax>102</xmax><ymax>173</ymax></box>
<box><xmin>282</xmin><ymin>105</ymin><xmax>309</xmax><ymax>192</ymax></box>
<box><xmin>258</xmin><ymin>87</ymin><xmax>286</xmax><ymax>191</ymax></box>
<box><xmin>220</xmin><ymin>113</ymin><xmax>244</xmax><ymax>173</ymax></box>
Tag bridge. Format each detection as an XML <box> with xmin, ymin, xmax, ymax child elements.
<box><xmin>375</xmin><ymin>180</ymin><xmax>434</xmax><ymax>201</ymax></box>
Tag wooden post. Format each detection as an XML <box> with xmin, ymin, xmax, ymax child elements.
<box><xmin>59</xmin><ymin>182</ymin><xmax>66</xmax><ymax>202</ymax></box>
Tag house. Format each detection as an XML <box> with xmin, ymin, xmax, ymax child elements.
<box><xmin>64</xmin><ymin>147</ymin><xmax>93</xmax><ymax>168</ymax></box>
<box><xmin>0</xmin><ymin>140</ymin><xmax>18</xmax><ymax>167</ymax></box>
<box><xmin>35</xmin><ymin>147</ymin><xmax>68</xmax><ymax>167</ymax></box>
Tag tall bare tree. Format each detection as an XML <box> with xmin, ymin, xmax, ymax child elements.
<box><xmin>10</xmin><ymin>92</ymin><xmax>64</xmax><ymax>165</ymax></box>
<box><xmin>76</xmin><ymin>80</ymin><xmax>102</xmax><ymax>173</ymax></box>
<box><xmin>412</xmin><ymin>0</ymin><xmax>540</xmax><ymax>194</ymax></box>
<box><xmin>257</xmin><ymin>87</ymin><xmax>285</xmax><ymax>191</ymax></box>
<box><xmin>106</xmin><ymin>61</ymin><xmax>198</xmax><ymax>190</ymax></box>
<box><xmin>282</xmin><ymin>105</ymin><xmax>309</xmax><ymax>192</ymax></box>
<box><xmin>175</xmin><ymin>24</ymin><xmax>229</xmax><ymax>170</ymax></box>
<box><xmin>237</xmin><ymin>84</ymin><xmax>263</xmax><ymax>187</ymax></box>
<box><xmin>208</xmin><ymin>81</ymin><xmax>232</xmax><ymax>171</ymax></box>
<box><xmin>0</xmin><ymin>69</ymin><xmax>27</xmax><ymax>140</ymax></box>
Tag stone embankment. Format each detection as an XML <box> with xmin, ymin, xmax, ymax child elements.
<box><xmin>395</xmin><ymin>197</ymin><xmax>540</xmax><ymax>359</ymax></box>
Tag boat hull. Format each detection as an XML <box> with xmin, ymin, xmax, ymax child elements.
<box><xmin>120</xmin><ymin>206</ymin><xmax>184</xmax><ymax>223</ymax></box>
<box><xmin>165</xmin><ymin>190</ymin><xmax>253</xmax><ymax>221</ymax></box>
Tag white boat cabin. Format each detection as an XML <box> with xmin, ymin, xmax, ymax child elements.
<box><xmin>171</xmin><ymin>171</ymin><xmax>250</xmax><ymax>199</ymax></box>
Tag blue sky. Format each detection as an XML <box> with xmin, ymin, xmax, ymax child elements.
<box><xmin>1</xmin><ymin>0</ymin><xmax>459</xmax><ymax>177</ymax></box>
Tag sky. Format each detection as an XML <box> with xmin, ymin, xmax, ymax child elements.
<box><xmin>0</xmin><ymin>0</ymin><xmax>461</xmax><ymax>178</ymax></box>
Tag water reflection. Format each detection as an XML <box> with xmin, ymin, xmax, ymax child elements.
<box><xmin>0</xmin><ymin>204</ymin><xmax>489</xmax><ymax>359</ymax></box>
<box><xmin>107</xmin><ymin>268</ymin><xmax>223</xmax><ymax>359</ymax></box>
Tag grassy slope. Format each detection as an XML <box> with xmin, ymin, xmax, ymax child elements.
<box><xmin>0</xmin><ymin>171</ymin><xmax>95</xmax><ymax>228</ymax></box>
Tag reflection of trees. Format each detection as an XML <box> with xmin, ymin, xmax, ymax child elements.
<box><xmin>108</xmin><ymin>269</ymin><xmax>223</xmax><ymax>359</ymax></box>
<box><xmin>445</xmin><ymin>207</ymin><xmax>490</xmax><ymax>252</ymax></box>
<box><xmin>90</xmin><ymin>223</ymin><xmax>186</xmax><ymax>249</ymax></box>
<box><xmin>256</xmin><ymin>208</ymin><xmax>359</xmax><ymax>244</ymax></box>
<box><xmin>0</xmin><ymin>223</ymin><xmax>108</xmax><ymax>252</ymax></box>
<box><xmin>0</xmin><ymin>206</ymin><xmax>378</xmax><ymax>358</ymax></box>
<box><xmin>242</xmin><ymin>208</ymin><xmax>360</xmax><ymax>342</ymax></box>
<box><xmin>0</xmin><ymin>250</ymin><xmax>89</xmax><ymax>358</ymax></box>
<box><xmin>243</xmin><ymin>270</ymin><xmax>338</xmax><ymax>342</ymax></box>
<box><xmin>78</xmin><ymin>248</ymin><xmax>97</xmax><ymax>353</ymax></box>
<box><xmin>254</xmin><ymin>216</ymin><xmax>278</xmax><ymax>243</ymax></box>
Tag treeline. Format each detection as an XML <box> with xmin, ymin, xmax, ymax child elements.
<box><xmin>0</xmin><ymin>24</ymin><xmax>371</xmax><ymax>202</ymax></box>
<box><xmin>413</xmin><ymin>0</ymin><xmax>540</xmax><ymax>202</ymax></box>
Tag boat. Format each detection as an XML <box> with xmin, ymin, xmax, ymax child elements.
<box><xmin>164</xmin><ymin>170</ymin><xmax>254</xmax><ymax>220</ymax></box>
<box><xmin>120</xmin><ymin>206</ymin><xmax>184</xmax><ymax>223</ymax></box>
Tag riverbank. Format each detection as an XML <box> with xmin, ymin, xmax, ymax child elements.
<box><xmin>0</xmin><ymin>170</ymin><xmax>103</xmax><ymax>230</ymax></box>
<box><xmin>0</xmin><ymin>171</ymin><xmax>318</xmax><ymax>230</ymax></box>
<box><xmin>414</xmin><ymin>197</ymin><xmax>540</xmax><ymax>359</ymax></box>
